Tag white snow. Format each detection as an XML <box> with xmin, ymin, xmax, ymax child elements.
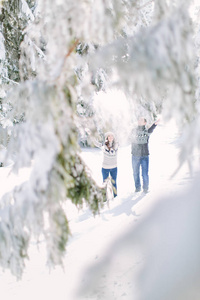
<box><xmin>0</xmin><ymin>32</ymin><xmax>5</xmax><ymax>61</ymax></box>
<box><xmin>0</xmin><ymin>119</ymin><xmax>200</xmax><ymax>300</ymax></box>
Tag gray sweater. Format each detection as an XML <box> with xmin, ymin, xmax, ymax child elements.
<box><xmin>131</xmin><ymin>123</ymin><xmax>157</xmax><ymax>156</ymax></box>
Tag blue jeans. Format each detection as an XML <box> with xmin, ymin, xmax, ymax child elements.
<box><xmin>132</xmin><ymin>156</ymin><xmax>149</xmax><ymax>191</ymax></box>
<box><xmin>102</xmin><ymin>167</ymin><xmax>117</xmax><ymax>197</ymax></box>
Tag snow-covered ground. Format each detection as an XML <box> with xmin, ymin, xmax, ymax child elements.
<box><xmin>0</xmin><ymin>120</ymin><xmax>200</xmax><ymax>300</ymax></box>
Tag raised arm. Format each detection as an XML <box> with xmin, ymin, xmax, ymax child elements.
<box><xmin>148</xmin><ymin>119</ymin><xmax>160</xmax><ymax>133</ymax></box>
<box><xmin>94</xmin><ymin>140</ymin><xmax>103</xmax><ymax>148</ymax></box>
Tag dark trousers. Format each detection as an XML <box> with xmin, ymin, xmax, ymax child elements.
<box><xmin>132</xmin><ymin>156</ymin><xmax>149</xmax><ymax>191</ymax></box>
<box><xmin>102</xmin><ymin>167</ymin><xmax>117</xmax><ymax>197</ymax></box>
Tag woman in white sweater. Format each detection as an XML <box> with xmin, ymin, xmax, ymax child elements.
<box><xmin>101</xmin><ymin>131</ymin><xmax>118</xmax><ymax>198</ymax></box>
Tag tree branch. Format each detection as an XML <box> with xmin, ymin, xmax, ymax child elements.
<box><xmin>55</xmin><ymin>39</ymin><xmax>79</xmax><ymax>82</ymax></box>
<box><xmin>137</xmin><ymin>0</ymin><xmax>154</xmax><ymax>10</ymax></box>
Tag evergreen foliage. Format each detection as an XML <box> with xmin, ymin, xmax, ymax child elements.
<box><xmin>0</xmin><ymin>0</ymin><xmax>199</xmax><ymax>278</ymax></box>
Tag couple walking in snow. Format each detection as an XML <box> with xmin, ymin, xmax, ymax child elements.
<box><xmin>101</xmin><ymin>117</ymin><xmax>159</xmax><ymax>198</ymax></box>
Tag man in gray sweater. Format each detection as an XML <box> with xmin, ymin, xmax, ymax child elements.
<box><xmin>131</xmin><ymin>117</ymin><xmax>159</xmax><ymax>193</ymax></box>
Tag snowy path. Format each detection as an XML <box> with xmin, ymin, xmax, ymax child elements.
<box><xmin>0</xmin><ymin>121</ymin><xmax>199</xmax><ymax>300</ymax></box>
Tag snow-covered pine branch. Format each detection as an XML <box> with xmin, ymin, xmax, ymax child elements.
<box><xmin>0</xmin><ymin>0</ymin><xmax>199</xmax><ymax>279</ymax></box>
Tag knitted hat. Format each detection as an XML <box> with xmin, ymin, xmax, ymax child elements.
<box><xmin>105</xmin><ymin>131</ymin><xmax>115</xmax><ymax>139</ymax></box>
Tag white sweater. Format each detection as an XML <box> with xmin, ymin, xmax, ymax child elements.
<box><xmin>102</xmin><ymin>144</ymin><xmax>118</xmax><ymax>169</ymax></box>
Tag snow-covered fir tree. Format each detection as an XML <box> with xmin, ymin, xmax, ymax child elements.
<box><xmin>0</xmin><ymin>0</ymin><xmax>199</xmax><ymax>279</ymax></box>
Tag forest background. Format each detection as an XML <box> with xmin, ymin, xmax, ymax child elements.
<box><xmin>0</xmin><ymin>0</ymin><xmax>200</xmax><ymax>298</ymax></box>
